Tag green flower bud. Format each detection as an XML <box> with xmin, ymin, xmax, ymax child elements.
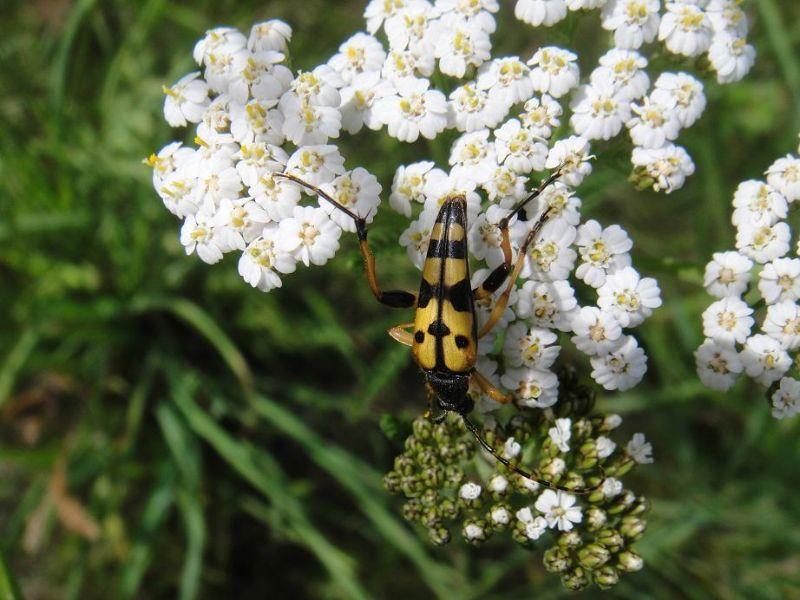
<box><xmin>543</xmin><ymin>546</ymin><xmax>572</xmax><ymax>573</ymax></box>
<box><xmin>462</xmin><ymin>519</ymin><xmax>490</xmax><ymax>544</ymax></box>
<box><xmin>539</xmin><ymin>457</ymin><xmax>567</xmax><ymax>481</ymax></box>
<box><xmin>607</xmin><ymin>490</ymin><xmax>636</xmax><ymax>515</ymax></box>
<box><xmin>439</xmin><ymin>497</ymin><xmax>460</xmax><ymax>520</ymax></box>
<box><xmin>595</xmin><ymin>528</ymin><xmax>624</xmax><ymax>552</ymax></box>
<box><xmin>561</xmin><ymin>471</ymin><xmax>587</xmax><ymax>492</ymax></box>
<box><xmin>383</xmin><ymin>471</ymin><xmax>401</xmax><ymax>493</ymax></box>
<box><xmin>420</xmin><ymin>488</ymin><xmax>438</xmax><ymax>507</ymax></box>
<box><xmin>413</xmin><ymin>417</ymin><xmax>433</xmax><ymax>439</ymax></box>
<box><xmin>617</xmin><ymin>550</ymin><xmax>644</xmax><ymax>572</ymax></box>
<box><xmin>402</xmin><ymin>499</ymin><xmax>422</xmax><ymax>522</ymax></box>
<box><xmin>629</xmin><ymin>495</ymin><xmax>650</xmax><ymax>516</ymax></box>
<box><xmin>558</xmin><ymin>530</ymin><xmax>582</xmax><ymax>548</ymax></box>
<box><xmin>585</xmin><ymin>506</ymin><xmax>608</xmax><ymax>532</ymax></box>
<box><xmin>578</xmin><ymin>543</ymin><xmax>611</xmax><ymax>569</ymax></box>
<box><xmin>432</xmin><ymin>422</ymin><xmax>453</xmax><ymax>445</ymax></box>
<box><xmin>455</xmin><ymin>440</ymin><xmax>473</xmax><ymax>461</ymax></box>
<box><xmin>428</xmin><ymin>525</ymin><xmax>451</xmax><ymax>546</ymax></box>
<box><xmin>593</xmin><ymin>565</ymin><xmax>620</xmax><ymax>589</ymax></box>
<box><xmin>420</xmin><ymin>466</ymin><xmax>443</xmax><ymax>488</ymax></box>
<box><xmin>393</xmin><ymin>455</ymin><xmax>415</xmax><ymax>475</ymax></box>
<box><xmin>404</xmin><ymin>435</ymin><xmax>425</xmax><ymax>454</ymax></box>
<box><xmin>400</xmin><ymin>475</ymin><xmax>422</xmax><ymax>497</ymax></box>
<box><xmin>443</xmin><ymin>465</ymin><xmax>464</xmax><ymax>488</ymax></box>
<box><xmin>418</xmin><ymin>448</ymin><xmax>438</xmax><ymax>468</ymax></box>
<box><xmin>421</xmin><ymin>506</ymin><xmax>440</xmax><ymax>528</ymax></box>
<box><xmin>561</xmin><ymin>567</ymin><xmax>591</xmax><ymax>591</ymax></box>
<box><xmin>605</xmin><ymin>455</ymin><xmax>635</xmax><ymax>478</ymax></box>
<box><xmin>573</xmin><ymin>418</ymin><xmax>593</xmax><ymax>441</ymax></box>
<box><xmin>619</xmin><ymin>515</ymin><xmax>647</xmax><ymax>541</ymax></box>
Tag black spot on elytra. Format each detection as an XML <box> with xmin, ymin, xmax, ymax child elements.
<box><xmin>448</xmin><ymin>278</ymin><xmax>472</xmax><ymax>312</ymax></box>
<box><xmin>417</xmin><ymin>278</ymin><xmax>433</xmax><ymax>308</ymax></box>
<box><xmin>414</xmin><ymin>330</ymin><xmax>425</xmax><ymax>343</ymax></box>
<box><xmin>455</xmin><ymin>335</ymin><xmax>470</xmax><ymax>349</ymax></box>
<box><xmin>427</xmin><ymin>320</ymin><xmax>451</xmax><ymax>337</ymax></box>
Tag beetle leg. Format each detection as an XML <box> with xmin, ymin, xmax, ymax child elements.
<box><xmin>276</xmin><ymin>172</ymin><xmax>417</xmax><ymax>309</ymax></box>
<box><xmin>388</xmin><ymin>322</ymin><xmax>415</xmax><ymax>346</ymax></box>
<box><xmin>472</xmin><ymin>370</ymin><xmax>513</xmax><ymax>404</ymax></box>
<box><xmin>473</xmin><ymin>167</ymin><xmax>563</xmax><ymax>301</ymax></box>
<box><xmin>477</xmin><ymin>205</ymin><xmax>554</xmax><ymax>339</ymax></box>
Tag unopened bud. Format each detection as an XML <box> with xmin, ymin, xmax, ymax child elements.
<box><xmin>593</xmin><ymin>565</ymin><xmax>620</xmax><ymax>589</ymax></box>
<box><xmin>618</xmin><ymin>550</ymin><xmax>644</xmax><ymax>572</ymax></box>
<box><xmin>596</xmin><ymin>528</ymin><xmax>624</xmax><ymax>552</ymax></box>
<box><xmin>561</xmin><ymin>567</ymin><xmax>590</xmax><ymax>591</ymax></box>
<box><xmin>543</xmin><ymin>546</ymin><xmax>572</xmax><ymax>573</ymax></box>
<box><xmin>619</xmin><ymin>515</ymin><xmax>647</xmax><ymax>541</ymax></box>
<box><xmin>558</xmin><ymin>530</ymin><xmax>582</xmax><ymax>548</ymax></box>
<box><xmin>585</xmin><ymin>506</ymin><xmax>608</xmax><ymax>531</ymax></box>
<box><xmin>578</xmin><ymin>543</ymin><xmax>611</xmax><ymax>569</ymax></box>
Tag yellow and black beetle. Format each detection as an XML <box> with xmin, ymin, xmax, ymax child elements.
<box><xmin>277</xmin><ymin>170</ymin><xmax>602</xmax><ymax>494</ymax></box>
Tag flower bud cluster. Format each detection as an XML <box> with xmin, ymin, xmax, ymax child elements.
<box><xmin>695</xmin><ymin>135</ymin><xmax>800</xmax><ymax>420</ymax></box>
<box><xmin>383</xmin><ymin>386</ymin><xmax>652</xmax><ymax>591</ymax></box>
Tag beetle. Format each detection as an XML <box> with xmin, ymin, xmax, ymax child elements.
<box><xmin>276</xmin><ymin>169</ymin><xmax>603</xmax><ymax>494</ymax></box>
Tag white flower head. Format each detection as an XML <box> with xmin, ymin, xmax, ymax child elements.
<box><xmin>590</xmin><ymin>49</ymin><xmax>650</xmax><ymax>100</ymax></box>
<box><xmin>459</xmin><ymin>482</ymin><xmax>483</xmax><ymax>500</ymax></box>
<box><xmin>762</xmin><ymin>301</ymin><xmax>800</xmax><ymax>351</ymax></box>
<box><xmin>285</xmin><ymin>145</ymin><xmax>346</xmax><ymax>187</ymax></box>
<box><xmin>163</xmin><ymin>72</ymin><xmax>209</xmax><ymax>127</ymax></box>
<box><xmin>735</xmin><ymin>221</ymin><xmax>791</xmax><ymax>264</ymax></box>
<box><xmin>703</xmin><ymin>251</ymin><xmax>753</xmax><ymax>299</ymax></box>
<box><xmin>500</xmin><ymin>367</ymin><xmax>559</xmax><ymax>408</ymax></box>
<box><xmin>548</xmin><ymin>418</ymin><xmax>572</xmax><ymax>452</ymax></box>
<box><xmin>238</xmin><ymin>225</ymin><xmax>298</xmax><ymax>292</ymax></box>
<box><xmin>374</xmin><ymin>77</ymin><xmax>448</xmax><ymax>142</ymax></box>
<box><xmin>276</xmin><ymin>205</ymin><xmax>342</xmax><ymax>267</ymax></box>
<box><xmin>731</xmin><ymin>181</ymin><xmax>788</xmax><ymax>227</ymax></box>
<box><xmin>503</xmin><ymin>322</ymin><xmax>560</xmax><ymax>370</ymax></box>
<box><xmin>319</xmin><ymin>168</ymin><xmax>382</xmax><ymax>232</ymax></box>
<box><xmin>546</xmin><ymin>135</ymin><xmax>593</xmax><ymax>188</ymax></box>
<box><xmin>651</xmin><ymin>71</ymin><xmax>706</xmax><ymax>128</ymax></box>
<box><xmin>478</xmin><ymin>56</ymin><xmax>534</xmax><ymax>105</ymax></box>
<box><xmin>248</xmin><ymin>20</ymin><xmax>292</xmax><ymax>54</ymax></box>
<box><xmin>596</xmin><ymin>436</ymin><xmax>617</xmax><ymax>459</ymax></box>
<box><xmin>503</xmin><ymin>437</ymin><xmax>522</xmax><ymax>459</ymax></box>
<box><xmin>390</xmin><ymin>161</ymin><xmax>441</xmax><ymax>217</ymax></box>
<box><xmin>601</xmin><ymin>0</ymin><xmax>661</xmax><ymax>50</ymax></box>
<box><xmin>434</xmin><ymin>15</ymin><xmax>492</xmax><ymax>78</ymax></box>
<box><xmin>627</xmin><ymin>95</ymin><xmax>683</xmax><ymax>149</ymax></box>
<box><xmin>631</xmin><ymin>143</ymin><xmax>696</xmax><ymax>193</ymax></box>
<box><xmin>516</xmin><ymin>280</ymin><xmax>578</xmax><ymax>332</ymax></box>
<box><xmin>759</xmin><ymin>258</ymin><xmax>800</xmax><ymax>305</ymax></box>
<box><xmin>571</xmin><ymin>306</ymin><xmax>623</xmax><ymax>356</ymax></box>
<box><xmin>709</xmin><ymin>33</ymin><xmax>756</xmax><ymax>84</ymax></box>
<box><xmin>590</xmin><ymin>335</ymin><xmax>648</xmax><ymax>391</ymax></box>
<box><xmin>570</xmin><ymin>82</ymin><xmax>632</xmax><ymax>141</ymax></box>
<box><xmin>575</xmin><ymin>220</ymin><xmax>633</xmax><ymax>288</ymax></box>
<box><xmin>494</xmin><ymin>119</ymin><xmax>548</xmax><ymax>174</ymax></box>
<box><xmin>515</xmin><ymin>0</ymin><xmax>568</xmax><ymax>27</ymax></box>
<box><xmin>695</xmin><ymin>338</ymin><xmax>742</xmax><ymax>391</ymax></box>
<box><xmin>528</xmin><ymin>47</ymin><xmax>580</xmax><ymax>99</ymax></box>
<box><xmin>535</xmin><ymin>489</ymin><xmax>582</xmax><ymax>531</ymax></box>
<box><xmin>339</xmin><ymin>71</ymin><xmax>393</xmax><ymax>134</ymax></box>
<box><xmin>626</xmin><ymin>432</ymin><xmax>653</xmax><ymax>464</ymax></box>
<box><xmin>449</xmin><ymin>83</ymin><xmax>510</xmax><ymax>133</ymax></box>
<box><xmin>598</xmin><ymin>266</ymin><xmax>662</xmax><ymax>327</ymax></box>
<box><xmin>741</xmin><ymin>334</ymin><xmax>792</xmax><ymax>386</ymax></box>
<box><xmin>328</xmin><ymin>32</ymin><xmax>386</xmax><ymax>84</ymax></box>
<box><xmin>520</xmin><ymin>94</ymin><xmax>563</xmax><ymax>139</ymax></box>
<box><xmin>771</xmin><ymin>377</ymin><xmax>800</xmax><ymax>419</ymax></box>
<box><xmin>701</xmin><ymin>296</ymin><xmax>754</xmax><ymax>345</ymax></box>
<box><xmin>658</xmin><ymin>2</ymin><xmax>713</xmax><ymax>57</ymax></box>
<box><xmin>766</xmin><ymin>155</ymin><xmax>800</xmax><ymax>203</ymax></box>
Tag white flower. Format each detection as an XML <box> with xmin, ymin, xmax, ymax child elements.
<box><xmin>735</xmin><ymin>221</ymin><xmax>791</xmax><ymax>264</ymax></box>
<box><xmin>520</xmin><ymin>95</ymin><xmax>563</xmax><ymax>139</ymax></box>
<box><xmin>288</xmin><ymin>67</ymin><xmax>342</xmax><ymax>107</ymax></box>
<box><xmin>180</xmin><ymin>210</ymin><xmax>224</xmax><ymax>264</ymax></box>
<box><xmin>463</xmin><ymin>523</ymin><xmax>486</xmax><ymax>540</ymax></box>
<box><xmin>604</xmin><ymin>414</ymin><xmax>623</xmax><ymax>430</ymax></box>
<box><xmin>703</xmin><ymin>251</ymin><xmax>753</xmax><ymax>298</ymax></box>
<box><xmin>570</xmin><ymin>83</ymin><xmax>632</xmax><ymax>141</ymax></box>
<box><xmin>163</xmin><ymin>72</ymin><xmax>209</xmax><ymax>127</ymax></box>
<box><xmin>597</xmin><ymin>266</ymin><xmax>661</xmax><ymax>327</ymax></box>
<box><xmin>548</xmin><ymin>418</ymin><xmax>572</xmax><ymax>452</ymax></box>
<box><xmin>708</xmin><ymin>33</ymin><xmax>756</xmax><ymax>84</ymax></box>
<box><xmin>702</xmin><ymin>296</ymin><xmax>753</xmax><ymax>345</ymax></box>
<box><xmin>234</xmin><ymin>142</ymin><xmax>287</xmax><ymax>189</ymax></box>
<box><xmin>731</xmin><ymin>181</ymin><xmax>787</xmax><ymax>227</ymax></box>
<box><xmin>571</xmin><ymin>306</ymin><xmax>623</xmax><ymax>355</ymax></box>
<box><xmin>399</xmin><ymin>213</ymin><xmax>436</xmax><ymax>269</ymax></box>
<box><xmin>157</xmin><ymin>168</ymin><xmax>200</xmax><ymax>218</ymax></box>
<box><xmin>528</xmin><ymin>47</ymin><xmax>580</xmax><ymax>99</ymax></box>
<box><xmin>384</xmin><ymin>3</ymin><xmax>438</xmax><ymax>54</ymax></box>
<box><xmin>382</xmin><ymin>48</ymin><xmax>435</xmax><ymax>81</ymax></box>
<box><xmin>516</xmin><ymin>506</ymin><xmax>534</xmax><ymax>523</ymax></box>
<box><xmin>534</xmin><ymin>489</ymin><xmax>582</xmax><ymax>531</ymax></box>
<box><xmin>741</xmin><ymin>334</ymin><xmax>791</xmax><ymax>385</ymax></box>
<box><xmin>758</xmin><ymin>258</ymin><xmax>800</xmax><ymax>305</ymax></box>
<box><xmin>762</xmin><ymin>301</ymin><xmax>800</xmax><ymax>350</ymax></box>
<box><xmin>193</xmin><ymin>155</ymin><xmax>244</xmax><ymax>209</ymax></box>
<box><xmin>626</xmin><ymin>432</ymin><xmax>653</xmax><ymax>464</ymax></box>
<box><xmin>438</xmin><ymin>0</ymin><xmax>500</xmax><ymax>32</ymax></box>
<box><xmin>229</xmin><ymin>99</ymin><xmax>285</xmax><ymax>146</ymax></box>
<box><xmin>229</xmin><ymin>51</ymin><xmax>293</xmax><ymax>103</ymax></box>
<box><xmin>421</xmin><ymin>173</ymin><xmax>483</xmax><ymax>224</ymax></box>
<box><xmin>631</xmin><ymin>143</ymin><xmax>695</xmax><ymax>193</ymax></box>
<box><xmin>248</xmin><ymin>170</ymin><xmax>302</xmax><ymax>221</ymax></box>
<box><xmin>328</xmin><ymin>32</ymin><xmax>386</xmax><ymax>84</ymax></box>
<box><xmin>285</xmin><ymin>145</ymin><xmax>346</xmax><ymax>187</ymax></box>
<box><xmin>494</xmin><ymin>119</ymin><xmax>548</xmax><ymax>174</ymax></box>
<box><xmin>478</xmin><ymin>56</ymin><xmax>534</xmax><ymax>105</ymax></box>
<box><xmin>211</xmin><ymin>197</ymin><xmax>271</xmax><ymax>252</ymax></box>
<box><xmin>339</xmin><ymin>71</ymin><xmax>393</xmax><ymax>134</ymax></box>
<box><xmin>459</xmin><ymin>482</ymin><xmax>482</xmax><ymax>500</ymax></box>
<box><xmin>390</xmin><ymin>161</ymin><xmax>440</xmax><ymax>217</ymax></box>
<box><xmin>491</xmin><ymin>506</ymin><xmax>511</xmax><ymax>525</ymax></box>
<box><xmin>521</xmin><ymin>219</ymin><xmax>577</xmax><ymax>281</ymax></box>
<box><xmin>771</xmin><ymin>377</ymin><xmax>800</xmax><ymax>419</ymax></box>
<box><xmin>590</xmin><ymin>335</ymin><xmax>648</xmax><ymax>391</ymax></box>
<box><xmin>193</xmin><ymin>27</ymin><xmax>247</xmax><ymax>67</ymax></box>
<box><xmin>651</xmin><ymin>72</ymin><xmax>706</xmax><ymax>128</ymax></box>
<box><xmin>248</xmin><ymin>20</ymin><xmax>292</xmax><ymax>54</ymax></box>
<box><xmin>546</xmin><ymin>135</ymin><xmax>593</xmax><ymax>188</ymax></box>
<box><xmin>280</xmin><ymin>94</ymin><xmax>342</xmax><ymax>145</ymax></box>
<box><xmin>319</xmin><ymin>168</ymin><xmax>382</xmax><ymax>232</ymax></box>
<box><xmin>766</xmin><ymin>155</ymin><xmax>800</xmax><ymax>203</ymax></box>
<box><xmin>596</xmin><ymin>436</ymin><xmax>617</xmax><ymax>459</ymax></box>
<box><xmin>147</xmin><ymin>141</ymin><xmax>196</xmax><ymax>188</ymax></box>
<box><xmin>590</xmin><ymin>49</ymin><xmax>650</xmax><ymax>100</ymax></box>
<box><xmin>449</xmin><ymin>83</ymin><xmax>510</xmax><ymax>133</ymax></box>
<box><xmin>516</xmin><ymin>280</ymin><xmax>578</xmax><ymax>331</ymax></box>
<box><xmin>530</xmin><ymin>182</ymin><xmax>582</xmax><ymax>227</ymax></box>
<box><xmin>658</xmin><ymin>2</ymin><xmax>713</xmax><ymax>57</ymax></box>
<box><xmin>500</xmin><ymin>367</ymin><xmax>559</xmax><ymax>408</ymax></box>
<box><xmin>523</xmin><ymin>514</ymin><xmax>548</xmax><ymax>540</ymax></box>
<box><xmin>503</xmin><ymin>438</ymin><xmax>522</xmax><ymax>460</ymax></box>
<box><xmin>515</xmin><ymin>0</ymin><xmax>568</xmax><ymax>27</ymax></box>
<box><xmin>468</xmin><ymin>205</ymin><xmax>507</xmax><ymax>267</ymax></box>
<box><xmin>707</xmin><ymin>0</ymin><xmax>749</xmax><ymax>37</ymax></box>
<box><xmin>277</xmin><ymin>205</ymin><xmax>342</xmax><ymax>267</ymax></box>
<box><xmin>627</xmin><ymin>96</ymin><xmax>683</xmax><ymax>149</ymax></box>
<box><xmin>449</xmin><ymin>130</ymin><xmax>498</xmax><ymax>184</ymax></box>
<box><xmin>483</xmin><ymin>165</ymin><xmax>528</xmax><ymax>203</ymax></box>
<box><xmin>503</xmin><ymin>322</ymin><xmax>560</xmax><ymax>370</ymax></box>
<box><xmin>601</xmin><ymin>0</ymin><xmax>661</xmax><ymax>50</ymax></box>
<box><xmin>601</xmin><ymin>477</ymin><xmax>623</xmax><ymax>499</ymax></box>
<box><xmin>434</xmin><ymin>16</ymin><xmax>492</xmax><ymax>78</ymax></box>
<box><xmin>374</xmin><ymin>77</ymin><xmax>448</xmax><ymax>142</ymax></box>
<box><xmin>238</xmin><ymin>226</ymin><xmax>298</xmax><ymax>291</ymax></box>
<box><xmin>575</xmin><ymin>220</ymin><xmax>633</xmax><ymax>287</ymax></box>
<box><xmin>695</xmin><ymin>338</ymin><xmax>743</xmax><ymax>391</ymax></box>
<box><xmin>364</xmin><ymin>0</ymin><xmax>409</xmax><ymax>34</ymax></box>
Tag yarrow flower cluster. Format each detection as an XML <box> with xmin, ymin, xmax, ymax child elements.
<box><xmin>383</xmin><ymin>386</ymin><xmax>652</xmax><ymax>591</ymax></box>
<box><xmin>695</xmin><ymin>136</ymin><xmax>800</xmax><ymax>420</ymax></box>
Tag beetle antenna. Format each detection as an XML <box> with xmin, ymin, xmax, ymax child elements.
<box><xmin>461</xmin><ymin>414</ymin><xmax>604</xmax><ymax>496</ymax></box>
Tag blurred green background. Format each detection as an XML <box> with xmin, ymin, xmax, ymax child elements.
<box><xmin>1</xmin><ymin>0</ymin><xmax>800</xmax><ymax>598</ymax></box>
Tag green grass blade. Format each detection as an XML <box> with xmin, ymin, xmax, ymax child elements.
<box><xmin>0</xmin><ymin>328</ymin><xmax>39</xmax><ymax>411</ymax></box>
<box><xmin>0</xmin><ymin>548</ymin><xmax>22</xmax><ymax>600</ymax></box>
